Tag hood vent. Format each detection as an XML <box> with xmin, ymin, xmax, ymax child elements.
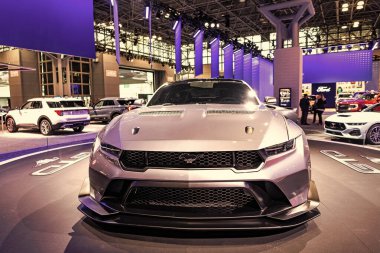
<box><xmin>139</xmin><ymin>110</ymin><xmax>183</xmax><ymax>116</ymax></box>
<box><xmin>207</xmin><ymin>110</ymin><xmax>255</xmax><ymax>115</ymax></box>
<box><xmin>337</xmin><ymin>114</ymin><xmax>351</xmax><ymax>117</ymax></box>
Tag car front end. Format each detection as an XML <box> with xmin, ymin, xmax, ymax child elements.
<box><xmin>324</xmin><ymin>113</ymin><xmax>370</xmax><ymax>140</ymax></box>
<box><xmin>78</xmin><ymin>79</ymin><xmax>319</xmax><ymax>230</ymax></box>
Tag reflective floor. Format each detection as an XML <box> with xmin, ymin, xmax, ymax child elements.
<box><xmin>0</xmin><ymin>141</ymin><xmax>379</xmax><ymax>253</ymax></box>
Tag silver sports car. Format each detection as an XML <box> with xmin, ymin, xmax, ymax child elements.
<box><xmin>79</xmin><ymin>79</ymin><xmax>319</xmax><ymax>230</ymax></box>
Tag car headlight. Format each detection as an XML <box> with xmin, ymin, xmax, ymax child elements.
<box><xmin>93</xmin><ymin>136</ymin><xmax>101</xmax><ymax>153</ymax></box>
<box><xmin>349</xmin><ymin>104</ymin><xmax>358</xmax><ymax>109</ymax></box>
<box><xmin>347</xmin><ymin>123</ymin><xmax>367</xmax><ymax>126</ymax></box>
<box><xmin>264</xmin><ymin>139</ymin><xmax>295</xmax><ymax>156</ymax></box>
<box><xmin>100</xmin><ymin>143</ymin><xmax>122</xmax><ymax>158</ymax></box>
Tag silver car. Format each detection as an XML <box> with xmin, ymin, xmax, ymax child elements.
<box><xmin>79</xmin><ymin>79</ymin><xmax>319</xmax><ymax>230</ymax></box>
<box><xmin>90</xmin><ymin>97</ymin><xmax>143</xmax><ymax>123</ymax></box>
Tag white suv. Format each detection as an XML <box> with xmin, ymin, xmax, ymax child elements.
<box><xmin>5</xmin><ymin>97</ymin><xmax>90</xmax><ymax>135</ymax></box>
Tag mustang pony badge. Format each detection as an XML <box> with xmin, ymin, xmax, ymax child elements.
<box><xmin>179</xmin><ymin>153</ymin><xmax>204</xmax><ymax>164</ymax></box>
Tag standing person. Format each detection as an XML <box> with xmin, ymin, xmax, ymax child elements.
<box><xmin>299</xmin><ymin>94</ymin><xmax>310</xmax><ymax>125</ymax></box>
<box><xmin>313</xmin><ymin>94</ymin><xmax>327</xmax><ymax>125</ymax></box>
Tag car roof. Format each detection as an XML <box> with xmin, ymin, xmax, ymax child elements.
<box><xmin>27</xmin><ymin>97</ymin><xmax>83</xmax><ymax>102</ymax></box>
<box><xmin>100</xmin><ymin>97</ymin><xmax>136</xmax><ymax>100</ymax></box>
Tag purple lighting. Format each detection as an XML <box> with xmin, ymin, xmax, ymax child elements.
<box><xmin>175</xmin><ymin>19</ymin><xmax>182</xmax><ymax>73</ymax></box>
<box><xmin>223</xmin><ymin>44</ymin><xmax>233</xmax><ymax>79</ymax></box>
<box><xmin>234</xmin><ymin>49</ymin><xmax>244</xmax><ymax>80</ymax></box>
<box><xmin>0</xmin><ymin>0</ymin><xmax>96</xmax><ymax>58</ymax></box>
<box><xmin>194</xmin><ymin>30</ymin><xmax>204</xmax><ymax>76</ymax></box>
<box><xmin>303</xmin><ymin>50</ymin><xmax>373</xmax><ymax>83</ymax></box>
<box><xmin>210</xmin><ymin>37</ymin><xmax>220</xmax><ymax>78</ymax></box>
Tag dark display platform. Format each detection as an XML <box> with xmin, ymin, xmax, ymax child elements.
<box><xmin>0</xmin><ymin>141</ymin><xmax>379</xmax><ymax>252</ymax></box>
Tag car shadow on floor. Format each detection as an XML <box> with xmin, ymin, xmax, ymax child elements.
<box><xmin>63</xmin><ymin>218</ymin><xmax>321</xmax><ymax>253</ymax></box>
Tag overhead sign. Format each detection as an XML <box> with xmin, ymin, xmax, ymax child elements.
<box><xmin>0</xmin><ymin>0</ymin><xmax>95</xmax><ymax>58</ymax></box>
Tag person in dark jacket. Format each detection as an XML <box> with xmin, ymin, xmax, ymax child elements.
<box><xmin>299</xmin><ymin>94</ymin><xmax>310</xmax><ymax>125</ymax></box>
<box><xmin>313</xmin><ymin>94</ymin><xmax>326</xmax><ymax>125</ymax></box>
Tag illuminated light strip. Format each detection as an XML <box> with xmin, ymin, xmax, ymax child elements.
<box><xmin>223</xmin><ymin>44</ymin><xmax>232</xmax><ymax>50</ymax></box>
<box><xmin>210</xmin><ymin>37</ymin><xmax>218</xmax><ymax>45</ymax></box>
<box><xmin>110</xmin><ymin>0</ymin><xmax>114</xmax><ymax>6</ymax></box>
<box><xmin>172</xmin><ymin>20</ymin><xmax>179</xmax><ymax>31</ymax></box>
<box><xmin>193</xmin><ymin>30</ymin><xmax>201</xmax><ymax>38</ymax></box>
<box><xmin>373</xmin><ymin>42</ymin><xmax>379</xmax><ymax>51</ymax></box>
<box><xmin>145</xmin><ymin>6</ymin><xmax>150</xmax><ymax>19</ymax></box>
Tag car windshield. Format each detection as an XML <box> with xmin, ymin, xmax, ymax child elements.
<box><xmin>148</xmin><ymin>81</ymin><xmax>259</xmax><ymax>106</ymax></box>
<box><xmin>339</xmin><ymin>94</ymin><xmax>351</xmax><ymax>98</ymax></box>
<box><xmin>353</xmin><ymin>93</ymin><xmax>365</xmax><ymax>99</ymax></box>
<box><xmin>47</xmin><ymin>100</ymin><xmax>84</xmax><ymax>108</ymax></box>
<box><xmin>118</xmin><ymin>99</ymin><xmax>136</xmax><ymax>105</ymax></box>
<box><xmin>59</xmin><ymin>100</ymin><xmax>85</xmax><ymax>107</ymax></box>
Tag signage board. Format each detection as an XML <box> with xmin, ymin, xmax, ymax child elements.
<box><xmin>279</xmin><ymin>88</ymin><xmax>291</xmax><ymax>107</ymax></box>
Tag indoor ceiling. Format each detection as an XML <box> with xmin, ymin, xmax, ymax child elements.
<box><xmin>94</xmin><ymin>0</ymin><xmax>380</xmax><ymax>45</ymax></box>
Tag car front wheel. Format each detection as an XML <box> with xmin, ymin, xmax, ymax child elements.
<box><xmin>366</xmin><ymin>124</ymin><xmax>380</xmax><ymax>145</ymax></box>
<box><xmin>39</xmin><ymin>119</ymin><xmax>52</xmax><ymax>136</ymax></box>
<box><xmin>6</xmin><ymin>118</ymin><xmax>18</xmax><ymax>133</ymax></box>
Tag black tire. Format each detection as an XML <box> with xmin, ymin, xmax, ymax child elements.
<box><xmin>6</xmin><ymin>117</ymin><xmax>18</xmax><ymax>133</ymax></box>
<box><xmin>111</xmin><ymin>113</ymin><xmax>120</xmax><ymax>120</ymax></box>
<box><xmin>73</xmin><ymin>126</ymin><xmax>84</xmax><ymax>133</ymax></box>
<box><xmin>39</xmin><ymin>119</ymin><xmax>53</xmax><ymax>136</ymax></box>
<box><xmin>366</xmin><ymin>124</ymin><xmax>380</xmax><ymax>145</ymax></box>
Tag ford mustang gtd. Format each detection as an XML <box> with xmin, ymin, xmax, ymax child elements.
<box><xmin>78</xmin><ymin>79</ymin><xmax>320</xmax><ymax>230</ymax></box>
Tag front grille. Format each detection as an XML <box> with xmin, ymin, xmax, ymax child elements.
<box><xmin>124</xmin><ymin>187</ymin><xmax>260</xmax><ymax>215</ymax></box>
<box><xmin>325</xmin><ymin>121</ymin><xmax>346</xmax><ymax>130</ymax></box>
<box><xmin>119</xmin><ymin>151</ymin><xmax>263</xmax><ymax>171</ymax></box>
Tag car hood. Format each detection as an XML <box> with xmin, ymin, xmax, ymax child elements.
<box><xmin>326</xmin><ymin>112</ymin><xmax>376</xmax><ymax>123</ymax></box>
<box><xmin>101</xmin><ymin>104</ymin><xmax>294</xmax><ymax>151</ymax></box>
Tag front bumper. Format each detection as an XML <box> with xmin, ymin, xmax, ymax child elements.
<box><xmin>325</xmin><ymin>125</ymin><xmax>367</xmax><ymax>140</ymax></box>
<box><xmin>53</xmin><ymin>120</ymin><xmax>90</xmax><ymax>129</ymax></box>
<box><xmin>78</xmin><ymin>178</ymin><xmax>320</xmax><ymax>230</ymax></box>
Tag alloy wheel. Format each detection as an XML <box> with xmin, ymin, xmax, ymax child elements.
<box><xmin>369</xmin><ymin>125</ymin><xmax>380</xmax><ymax>144</ymax></box>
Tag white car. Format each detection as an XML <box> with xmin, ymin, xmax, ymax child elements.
<box><xmin>325</xmin><ymin>103</ymin><xmax>380</xmax><ymax>144</ymax></box>
<box><xmin>5</xmin><ymin>97</ymin><xmax>90</xmax><ymax>135</ymax></box>
<box><xmin>78</xmin><ymin>79</ymin><xmax>320</xmax><ymax>230</ymax></box>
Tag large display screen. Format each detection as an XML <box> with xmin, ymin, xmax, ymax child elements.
<box><xmin>303</xmin><ymin>51</ymin><xmax>373</xmax><ymax>83</ymax></box>
<box><xmin>312</xmin><ymin>83</ymin><xmax>337</xmax><ymax>108</ymax></box>
<box><xmin>0</xmin><ymin>0</ymin><xmax>95</xmax><ymax>59</ymax></box>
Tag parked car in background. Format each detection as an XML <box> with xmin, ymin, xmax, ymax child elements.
<box><xmin>335</xmin><ymin>92</ymin><xmax>352</xmax><ymax>108</ymax></box>
<box><xmin>264</xmin><ymin>96</ymin><xmax>277</xmax><ymax>105</ymax></box>
<box><xmin>90</xmin><ymin>97</ymin><xmax>145</xmax><ymax>123</ymax></box>
<box><xmin>264</xmin><ymin>104</ymin><xmax>298</xmax><ymax>123</ymax></box>
<box><xmin>0</xmin><ymin>108</ymin><xmax>8</xmax><ymax>123</ymax></box>
<box><xmin>337</xmin><ymin>91</ymin><xmax>379</xmax><ymax>113</ymax></box>
<box><xmin>5</xmin><ymin>97</ymin><xmax>90</xmax><ymax>135</ymax></box>
<box><xmin>325</xmin><ymin>103</ymin><xmax>380</xmax><ymax>144</ymax></box>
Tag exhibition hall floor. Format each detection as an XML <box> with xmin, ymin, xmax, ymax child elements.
<box><xmin>0</xmin><ymin>141</ymin><xmax>379</xmax><ymax>253</ymax></box>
